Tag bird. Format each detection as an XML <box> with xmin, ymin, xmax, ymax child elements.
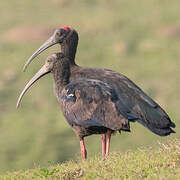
<box><xmin>19</xmin><ymin>26</ymin><xmax>175</xmax><ymax>160</ymax></box>
<box><xmin>17</xmin><ymin>53</ymin><xmax>138</xmax><ymax>160</ymax></box>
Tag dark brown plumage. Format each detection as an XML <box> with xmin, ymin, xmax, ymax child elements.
<box><xmin>18</xmin><ymin>26</ymin><xmax>175</xmax><ymax>160</ymax></box>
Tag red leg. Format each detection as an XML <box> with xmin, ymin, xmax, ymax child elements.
<box><xmin>80</xmin><ymin>138</ymin><xmax>87</xmax><ymax>160</ymax></box>
<box><xmin>101</xmin><ymin>134</ymin><xmax>106</xmax><ymax>160</ymax></box>
<box><xmin>105</xmin><ymin>130</ymin><xmax>112</xmax><ymax>157</ymax></box>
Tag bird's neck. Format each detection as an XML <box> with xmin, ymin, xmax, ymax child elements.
<box><xmin>52</xmin><ymin>59</ymin><xmax>70</xmax><ymax>94</ymax></box>
<box><xmin>61</xmin><ymin>30</ymin><xmax>78</xmax><ymax>65</ymax></box>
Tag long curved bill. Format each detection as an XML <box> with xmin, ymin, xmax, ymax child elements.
<box><xmin>23</xmin><ymin>35</ymin><xmax>56</xmax><ymax>72</ymax></box>
<box><xmin>16</xmin><ymin>65</ymin><xmax>50</xmax><ymax>108</ymax></box>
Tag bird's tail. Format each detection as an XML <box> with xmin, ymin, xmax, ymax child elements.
<box><xmin>134</xmin><ymin>102</ymin><xmax>175</xmax><ymax>136</ymax></box>
<box><xmin>137</xmin><ymin>118</ymin><xmax>175</xmax><ymax>136</ymax></box>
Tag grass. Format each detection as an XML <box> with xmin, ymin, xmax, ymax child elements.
<box><xmin>0</xmin><ymin>139</ymin><xmax>179</xmax><ymax>179</ymax></box>
<box><xmin>0</xmin><ymin>0</ymin><xmax>179</xmax><ymax>173</ymax></box>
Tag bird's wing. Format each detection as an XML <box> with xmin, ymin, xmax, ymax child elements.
<box><xmin>71</xmin><ymin>68</ymin><xmax>175</xmax><ymax>136</ymax></box>
<box><xmin>60</xmin><ymin>79</ymin><xmax>138</xmax><ymax>131</ymax></box>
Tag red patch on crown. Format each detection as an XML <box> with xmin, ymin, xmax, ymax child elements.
<box><xmin>59</xmin><ymin>26</ymin><xmax>70</xmax><ymax>32</ymax></box>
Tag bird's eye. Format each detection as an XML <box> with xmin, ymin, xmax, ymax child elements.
<box><xmin>47</xmin><ymin>59</ymin><xmax>51</xmax><ymax>63</ymax></box>
<box><xmin>57</xmin><ymin>31</ymin><xmax>61</xmax><ymax>36</ymax></box>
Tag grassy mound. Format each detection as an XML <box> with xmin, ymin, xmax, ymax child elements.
<box><xmin>1</xmin><ymin>139</ymin><xmax>179</xmax><ymax>180</ymax></box>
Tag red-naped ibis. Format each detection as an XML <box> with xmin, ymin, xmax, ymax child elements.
<box><xmin>18</xmin><ymin>26</ymin><xmax>175</xmax><ymax>160</ymax></box>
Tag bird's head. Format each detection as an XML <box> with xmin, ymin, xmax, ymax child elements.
<box><xmin>53</xmin><ymin>26</ymin><xmax>71</xmax><ymax>44</ymax></box>
<box><xmin>16</xmin><ymin>54</ymin><xmax>59</xmax><ymax>108</ymax></box>
<box><xmin>23</xmin><ymin>26</ymin><xmax>71</xmax><ymax>71</ymax></box>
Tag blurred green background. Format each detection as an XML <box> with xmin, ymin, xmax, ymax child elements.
<box><xmin>0</xmin><ymin>0</ymin><xmax>179</xmax><ymax>173</ymax></box>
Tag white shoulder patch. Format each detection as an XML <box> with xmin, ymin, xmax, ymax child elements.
<box><xmin>68</xmin><ymin>93</ymin><xmax>74</xmax><ymax>97</ymax></box>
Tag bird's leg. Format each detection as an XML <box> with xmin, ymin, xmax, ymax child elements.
<box><xmin>80</xmin><ymin>138</ymin><xmax>87</xmax><ymax>161</ymax></box>
<box><xmin>101</xmin><ymin>134</ymin><xmax>106</xmax><ymax>160</ymax></box>
<box><xmin>105</xmin><ymin>130</ymin><xmax>112</xmax><ymax>157</ymax></box>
